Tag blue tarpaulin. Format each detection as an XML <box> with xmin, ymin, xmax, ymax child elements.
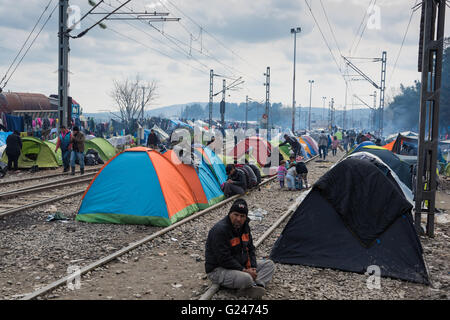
<box><xmin>0</xmin><ymin>132</ymin><xmax>12</xmax><ymax>147</ymax></box>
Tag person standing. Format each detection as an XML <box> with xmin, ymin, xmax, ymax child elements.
<box><xmin>205</xmin><ymin>199</ymin><xmax>275</xmax><ymax>299</ymax></box>
<box><xmin>5</xmin><ymin>130</ymin><xmax>22</xmax><ymax>171</ymax></box>
<box><xmin>55</xmin><ymin>125</ymin><xmax>72</xmax><ymax>172</ymax></box>
<box><xmin>318</xmin><ymin>131</ymin><xmax>328</xmax><ymax>160</ymax></box>
<box><xmin>277</xmin><ymin>160</ymin><xmax>287</xmax><ymax>188</ymax></box>
<box><xmin>331</xmin><ymin>136</ymin><xmax>339</xmax><ymax>157</ymax></box>
<box><xmin>70</xmin><ymin>126</ymin><xmax>85</xmax><ymax>175</ymax></box>
<box><xmin>146</xmin><ymin>129</ymin><xmax>160</xmax><ymax>149</ymax></box>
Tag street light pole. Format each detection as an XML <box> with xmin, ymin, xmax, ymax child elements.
<box><xmin>308</xmin><ymin>80</ymin><xmax>314</xmax><ymax>131</ymax></box>
<box><xmin>291</xmin><ymin>27</ymin><xmax>301</xmax><ymax>133</ymax></box>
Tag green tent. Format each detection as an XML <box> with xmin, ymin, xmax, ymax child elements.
<box><xmin>43</xmin><ymin>141</ymin><xmax>62</xmax><ymax>166</ymax></box>
<box><xmin>1</xmin><ymin>136</ymin><xmax>61</xmax><ymax>168</ymax></box>
<box><xmin>84</xmin><ymin>137</ymin><xmax>117</xmax><ymax>162</ymax></box>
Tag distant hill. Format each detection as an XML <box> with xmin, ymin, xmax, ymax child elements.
<box><xmin>83</xmin><ymin>102</ymin><xmax>207</xmax><ymax>121</ymax></box>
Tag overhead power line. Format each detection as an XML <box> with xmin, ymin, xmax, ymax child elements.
<box><xmin>389</xmin><ymin>0</ymin><xmax>419</xmax><ymax>84</ymax></box>
<box><xmin>303</xmin><ymin>0</ymin><xmax>345</xmax><ymax>80</ymax></box>
<box><xmin>0</xmin><ymin>0</ymin><xmax>54</xmax><ymax>89</ymax></box>
<box><xmin>1</xmin><ymin>2</ymin><xmax>58</xmax><ymax>91</ymax></box>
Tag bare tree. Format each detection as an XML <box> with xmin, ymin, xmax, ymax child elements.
<box><xmin>110</xmin><ymin>75</ymin><xmax>157</xmax><ymax>128</ymax></box>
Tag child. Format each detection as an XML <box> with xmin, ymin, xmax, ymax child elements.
<box><xmin>331</xmin><ymin>136</ymin><xmax>339</xmax><ymax>156</ymax></box>
<box><xmin>295</xmin><ymin>161</ymin><xmax>309</xmax><ymax>189</ymax></box>
<box><xmin>286</xmin><ymin>162</ymin><xmax>297</xmax><ymax>191</ymax></box>
<box><xmin>277</xmin><ymin>160</ymin><xmax>287</xmax><ymax>188</ymax></box>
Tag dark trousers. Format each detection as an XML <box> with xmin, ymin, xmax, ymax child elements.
<box><xmin>7</xmin><ymin>154</ymin><xmax>19</xmax><ymax>171</ymax></box>
<box><xmin>319</xmin><ymin>146</ymin><xmax>327</xmax><ymax>160</ymax></box>
<box><xmin>62</xmin><ymin>149</ymin><xmax>70</xmax><ymax>170</ymax></box>
<box><xmin>222</xmin><ymin>183</ymin><xmax>245</xmax><ymax>197</ymax></box>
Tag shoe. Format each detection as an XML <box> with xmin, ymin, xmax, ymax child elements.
<box><xmin>236</xmin><ymin>285</ymin><xmax>265</xmax><ymax>299</ymax></box>
<box><xmin>63</xmin><ymin>168</ymin><xmax>69</xmax><ymax>173</ymax></box>
<box><xmin>71</xmin><ymin>167</ymin><xmax>75</xmax><ymax>175</ymax></box>
<box><xmin>80</xmin><ymin>168</ymin><xmax>84</xmax><ymax>175</ymax></box>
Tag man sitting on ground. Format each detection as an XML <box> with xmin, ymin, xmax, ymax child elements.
<box><xmin>205</xmin><ymin>199</ymin><xmax>275</xmax><ymax>299</ymax></box>
<box><xmin>222</xmin><ymin>164</ymin><xmax>247</xmax><ymax>197</ymax></box>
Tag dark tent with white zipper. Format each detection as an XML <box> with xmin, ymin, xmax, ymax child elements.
<box><xmin>270</xmin><ymin>157</ymin><xmax>430</xmax><ymax>285</ymax></box>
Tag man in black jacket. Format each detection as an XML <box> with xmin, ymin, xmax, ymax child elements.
<box><xmin>146</xmin><ymin>129</ymin><xmax>160</xmax><ymax>149</ymax></box>
<box><xmin>205</xmin><ymin>199</ymin><xmax>275</xmax><ymax>299</ymax></box>
<box><xmin>222</xmin><ymin>164</ymin><xmax>247</xmax><ymax>197</ymax></box>
<box><xmin>5</xmin><ymin>130</ymin><xmax>22</xmax><ymax>171</ymax></box>
<box><xmin>279</xmin><ymin>134</ymin><xmax>302</xmax><ymax>158</ymax></box>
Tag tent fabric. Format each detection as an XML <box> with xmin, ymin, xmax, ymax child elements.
<box><xmin>345</xmin><ymin>152</ymin><xmax>414</xmax><ymax>206</ymax></box>
<box><xmin>313</xmin><ymin>158</ymin><xmax>413</xmax><ymax>247</ymax></box>
<box><xmin>270</xmin><ymin>188</ymin><xmax>429</xmax><ymax>284</ymax></box>
<box><xmin>0</xmin><ymin>132</ymin><xmax>12</xmax><ymax>147</ymax></box>
<box><xmin>298</xmin><ymin>137</ymin><xmax>316</xmax><ymax>157</ymax></box>
<box><xmin>84</xmin><ymin>137</ymin><xmax>117</xmax><ymax>162</ymax></box>
<box><xmin>349</xmin><ymin>146</ymin><xmax>413</xmax><ymax>190</ymax></box>
<box><xmin>301</xmin><ymin>135</ymin><xmax>319</xmax><ymax>153</ymax></box>
<box><xmin>383</xmin><ymin>140</ymin><xmax>395</xmax><ymax>151</ymax></box>
<box><xmin>1</xmin><ymin>136</ymin><xmax>60</xmax><ymax>168</ymax></box>
<box><xmin>195</xmin><ymin>146</ymin><xmax>227</xmax><ymax>185</ymax></box>
<box><xmin>163</xmin><ymin>150</ymin><xmax>208</xmax><ymax>208</ymax></box>
<box><xmin>43</xmin><ymin>141</ymin><xmax>62</xmax><ymax>166</ymax></box>
<box><xmin>76</xmin><ymin>147</ymin><xmax>199</xmax><ymax>227</ymax></box>
<box><xmin>351</xmin><ymin>141</ymin><xmax>375</xmax><ymax>153</ymax></box>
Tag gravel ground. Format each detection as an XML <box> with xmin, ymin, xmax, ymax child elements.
<box><xmin>29</xmin><ymin>155</ymin><xmax>336</xmax><ymax>300</ymax></box>
<box><xmin>1</xmin><ymin>151</ymin><xmax>448</xmax><ymax>300</ymax></box>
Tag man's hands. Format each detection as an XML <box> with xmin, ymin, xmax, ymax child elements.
<box><xmin>243</xmin><ymin>268</ymin><xmax>257</xmax><ymax>280</ymax></box>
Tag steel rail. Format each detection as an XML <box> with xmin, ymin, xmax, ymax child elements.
<box><xmin>0</xmin><ymin>167</ymin><xmax>100</xmax><ymax>186</ymax></box>
<box><xmin>21</xmin><ymin>155</ymin><xmax>318</xmax><ymax>300</ymax></box>
<box><xmin>0</xmin><ymin>174</ymin><xmax>95</xmax><ymax>199</ymax></box>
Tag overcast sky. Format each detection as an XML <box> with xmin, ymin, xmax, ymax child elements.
<box><xmin>0</xmin><ymin>0</ymin><xmax>449</xmax><ymax>115</ymax></box>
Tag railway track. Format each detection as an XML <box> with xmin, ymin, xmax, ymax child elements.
<box><xmin>19</xmin><ymin>155</ymin><xmax>319</xmax><ymax>300</ymax></box>
<box><xmin>0</xmin><ymin>173</ymin><xmax>96</xmax><ymax>219</ymax></box>
<box><xmin>0</xmin><ymin>167</ymin><xmax>101</xmax><ymax>188</ymax></box>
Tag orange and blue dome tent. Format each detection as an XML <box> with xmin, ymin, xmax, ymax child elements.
<box><xmin>76</xmin><ymin>147</ymin><xmax>200</xmax><ymax>227</ymax></box>
<box><xmin>163</xmin><ymin>150</ymin><xmax>224</xmax><ymax>208</ymax></box>
<box><xmin>301</xmin><ymin>135</ymin><xmax>319</xmax><ymax>154</ymax></box>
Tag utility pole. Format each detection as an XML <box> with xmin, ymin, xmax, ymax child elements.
<box><xmin>220</xmin><ymin>79</ymin><xmax>226</xmax><ymax>130</ymax></box>
<box><xmin>291</xmin><ymin>27</ymin><xmax>301</xmax><ymax>133</ymax></box>
<box><xmin>344</xmin><ymin>80</ymin><xmax>348</xmax><ymax>130</ymax></box>
<box><xmin>264</xmin><ymin>67</ymin><xmax>270</xmax><ymax>130</ymax></box>
<box><xmin>209</xmin><ymin>69</ymin><xmax>213</xmax><ymax>128</ymax></box>
<box><xmin>370</xmin><ymin>90</ymin><xmax>377</xmax><ymax>132</ymax></box>
<box><xmin>379</xmin><ymin>51</ymin><xmax>387</xmax><ymax>137</ymax></box>
<box><xmin>343</xmin><ymin>53</ymin><xmax>387</xmax><ymax>137</ymax></box>
<box><xmin>415</xmin><ymin>0</ymin><xmax>446</xmax><ymax>237</ymax></box>
<box><xmin>308</xmin><ymin>80</ymin><xmax>314</xmax><ymax>131</ymax></box>
<box><xmin>330</xmin><ymin>98</ymin><xmax>335</xmax><ymax>131</ymax></box>
<box><xmin>58</xmin><ymin>0</ymin><xmax>70</xmax><ymax>129</ymax></box>
<box><xmin>322</xmin><ymin>96</ymin><xmax>326</xmax><ymax>123</ymax></box>
<box><xmin>245</xmin><ymin>95</ymin><xmax>248</xmax><ymax>130</ymax></box>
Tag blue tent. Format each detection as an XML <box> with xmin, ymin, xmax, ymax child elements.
<box><xmin>0</xmin><ymin>132</ymin><xmax>12</xmax><ymax>147</ymax></box>
<box><xmin>194</xmin><ymin>146</ymin><xmax>227</xmax><ymax>185</ymax></box>
<box><xmin>196</xmin><ymin>158</ymin><xmax>225</xmax><ymax>206</ymax></box>
<box><xmin>352</xmin><ymin>141</ymin><xmax>375</xmax><ymax>153</ymax></box>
